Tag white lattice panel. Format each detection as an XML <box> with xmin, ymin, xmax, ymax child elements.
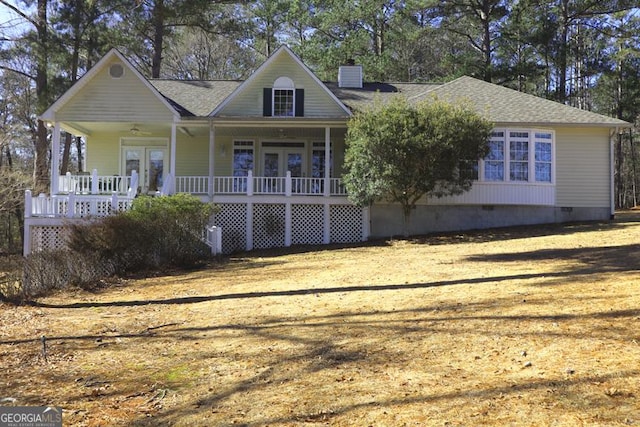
<box><xmin>31</xmin><ymin>225</ymin><xmax>67</xmax><ymax>253</ymax></box>
<box><xmin>330</xmin><ymin>205</ymin><xmax>363</xmax><ymax>243</ymax></box>
<box><xmin>214</xmin><ymin>204</ymin><xmax>247</xmax><ymax>254</ymax></box>
<box><xmin>253</xmin><ymin>204</ymin><xmax>285</xmax><ymax>249</ymax></box>
<box><xmin>292</xmin><ymin>204</ymin><xmax>324</xmax><ymax>245</ymax></box>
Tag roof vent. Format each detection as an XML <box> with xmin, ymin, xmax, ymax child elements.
<box><xmin>338</xmin><ymin>64</ymin><xmax>363</xmax><ymax>89</ymax></box>
<box><xmin>109</xmin><ymin>63</ymin><xmax>124</xmax><ymax>79</ymax></box>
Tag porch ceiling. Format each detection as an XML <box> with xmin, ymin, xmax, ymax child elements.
<box><xmin>62</xmin><ymin>121</ymin><xmax>347</xmax><ymax>140</ymax></box>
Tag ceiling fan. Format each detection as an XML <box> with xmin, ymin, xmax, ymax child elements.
<box><xmin>128</xmin><ymin>124</ymin><xmax>152</xmax><ymax>136</ymax></box>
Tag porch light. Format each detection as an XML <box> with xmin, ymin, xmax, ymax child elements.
<box><xmin>220</xmin><ymin>144</ymin><xmax>226</xmax><ymax>157</ymax></box>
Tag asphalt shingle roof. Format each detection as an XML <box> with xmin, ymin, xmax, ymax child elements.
<box><xmin>414</xmin><ymin>76</ymin><xmax>629</xmax><ymax>127</ymax></box>
<box><xmin>150</xmin><ymin>79</ymin><xmax>241</xmax><ymax>116</ymax></box>
<box><xmin>150</xmin><ymin>75</ymin><xmax>628</xmax><ymax>127</ymax></box>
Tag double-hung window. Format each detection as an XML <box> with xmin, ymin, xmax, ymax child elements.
<box><xmin>478</xmin><ymin>129</ymin><xmax>553</xmax><ymax>184</ymax></box>
<box><xmin>263</xmin><ymin>76</ymin><xmax>304</xmax><ymax>117</ymax></box>
<box><xmin>509</xmin><ymin>131</ymin><xmax>529</xmax><ymax>181</ymax></box>
<box><xmin>534</xmin><ymin>132</ymin><xmax>553</xmax><ymax>182</ymax></box>
<box><xmin>273</xmin><ymin>76</ymin><xmax>295</xmax><ymax>117</ymax></box>
<box><xmin>484</xmin><ymin>131</ymin><xmax>505</xmax><ymax>181</ymax></box>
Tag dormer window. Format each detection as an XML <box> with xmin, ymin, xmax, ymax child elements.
<box><xmin>273</xmin><ymin>77</ymin><xmax>295</xmax><ymax>117</ymax></box>
<box><xmin>263</xmin><ymin>77</ymin><xmax>304</xmax><ymax>117</ymax></box>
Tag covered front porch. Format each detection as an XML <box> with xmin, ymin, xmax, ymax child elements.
<box><xmin>48</xmin><ymin>119</ymin><xmax>349</xmax><ymax>201</ymax></box>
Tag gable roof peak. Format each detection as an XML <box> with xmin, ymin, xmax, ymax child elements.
<box><xmin>209</xmin><ymin>44</ymin><xmax>351</xmax><ymax>117</ymax></box>
<box><xmin>41</xmin><ymin>47</ymin><xmax>180</xmax><ymax>122</ymax></box>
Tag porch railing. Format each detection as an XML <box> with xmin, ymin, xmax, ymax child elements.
<box><xmin>25</xmin><ymin>190</ymin><xmax>134</xmax><ymax>219</ymax></box>
<box><xmin>60</xmin><ymin>171</ymin><xmax>347</xmax><ymax>198</ymax></box>
<box><xmin>211</xmin><ymin>171</ymin><xmax>347</xmax><ymax>196</ymax></box>
<box><xmin>58</xmin><ymin>170</ymin><xmax>137</xmax><ymax>196</ymax></box>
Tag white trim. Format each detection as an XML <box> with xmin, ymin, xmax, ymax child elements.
<box><xmin>209</xmin><ymin>45</ymin><xmax>352</xmax><ymax>117</ymax></box>
<box><xmin>209</xmin><ymin>124</ymin><xmax>215</xmax><ymax>198</ymax></box>
<box><xmin>479</xmin><ymin>128</ymin><xmax>556</xmax><ymax>185</ymax></box>
<box><xmin>40</xmin><ymin>49</ymin><xmax>180</xmax><ymax>122</ymax></box>
<box><xmin>170</xmin><ymin>123</ymin><xmax>177</xmax><ymax>190</ymax></box>
<box><xmin>272</xmin><ymin>88</ymin><xmax>295</xmax><ymax>117</ymax></box>
<box><xmin>50</xmin><ymin>123</ymin><xmax>61</xmax><ymax>194</ymax></box>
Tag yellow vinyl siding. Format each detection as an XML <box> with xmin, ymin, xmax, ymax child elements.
<box><xmin>85</xmin><ymin>132</ymin><xmax>121</xmax><ymax>174</ymax></box>
<box><xmin>555</xmin><ymin>127</ymin><xmax>611</xmax><ymax>207</ymax></box>
<box><xmin>176</xmin><ymin>134</ymin><xmax>209</xmax><ymax>176</ymax></box>
<box><xmin>219</xmin><ymin>54</ymin><xmax>347</xmax><ymax>118</ymax></box>
<box><xmin>57</xmin><ymin>58</ymin><xmax>174</xmax><ymax>123</ymax></box>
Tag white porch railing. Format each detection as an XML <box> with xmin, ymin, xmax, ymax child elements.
<box><xmin>59</xmin><ymin>171</ymin><xmax>347</xmax><ymax>197</ymax></box>
<box><xmin>211</xmin><ymin>171</ymin><xmax>347</xmax><ymax>196</ymax></box>
<box><xmin>176</xmin><ymin>176</ymin><xmax>209</xmax><ymax>194</ymax></box>
<box><xmin>25</xmin><ymin>191</ymin><xmax>134</xmax><ymax>219</ymax></box>
<box><xmin>58</xmin><ymin>169</ymin><xmax>138</xmax><ymax>196</ymax></box>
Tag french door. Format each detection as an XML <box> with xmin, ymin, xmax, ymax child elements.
<box><xmin>261</xmin><ymin>142</ymin><xmax>305</xmax><ymax>194</ymax></box>
<box><xmin>122</xmin><ymin>147</ymin><xmax>167</xmax><ymax>193</ymax></box>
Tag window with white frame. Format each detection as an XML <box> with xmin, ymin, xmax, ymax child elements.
<box><xmin>534</xmin><ymin>132</ymin><xmax>553</xmax><ymax>182</ymax></box>
<box><xmin>477</xmin><ymin>129</ymin><xmax>553</xmax><ymax>184</ymax></box>
<box><xmin>233</xmin><ymin>140</ymin><xmax>254</xmax><ymax>176</ymax></box>
<box><xmin>312</xmin><ymin>142</ymin><xmax>333</xmax><ymax>178</ymax></box>
<box><xmin>509</xmin><ymin>131</ymin><xmax>529</xmax><ymax>181</ymax></box>
<box><xmin>484</xmin><ymin>131</ymin><xmax>505</xmax><ymax>181</ymax></box>
<box><xmin>273</xmin><ymin>76</ymin><xmax>295</xmax><ymax>117</ymax></box>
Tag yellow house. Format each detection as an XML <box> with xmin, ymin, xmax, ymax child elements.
<box><xmin>27</xmin><ymin>46</ymin><xmax>631</xmax><ymax>254</ymax></box>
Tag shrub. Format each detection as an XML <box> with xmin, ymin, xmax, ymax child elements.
<box><xmin>21</xmin><ymin>194</ymin><xmax>216</xmax><ymax>298</ymax></box>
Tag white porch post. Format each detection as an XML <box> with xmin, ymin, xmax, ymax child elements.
<box><xmin>50</xmin><ymin>122</ymin><xmax>61</xmax><ymax>194</ymax></box>
<box><xmin>323</xmin><ymin>203</ymin><xmax>330</xmax><ymax>244</ymax></box>
<box><xmin>285</xmin><ymin>202</ymin><xmax>292</xmax><ymax>247</ymax></box>
<box><xmin>209</xmin><ymin>124</ymin><xmax>215</xmax><ymax>198</ymax></box>
<box><xmin>170</xmin><ymin>122</ymin><xmax>177</xmax><ymax>193</ymax></box>
<box><xmin>324</xmin><ymin>127</ymin><xmax>331</xmax><ymax>197</ymax></box>
<box><xmin>246</xmin><ymin>202</ymin><xmax>254</xmax><ymax>251</ymax></box>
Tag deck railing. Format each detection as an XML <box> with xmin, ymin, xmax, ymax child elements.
<box><xmin>58</xmin><ymin>170</ymin><xmax>137</xmax><ymax>196</ymax></box>
<box><xmin>58</xmin><ymin>171</ymin><xmax>348</xmax><ymax>198</ymax></box>
<box><xmin>25</xmin><ymin>191</ymin><xmax>134</xmax><ymax>218</ymax></box>
<box><xmin>211</xmin><ymin>171</ymin><xmax>347</xmax><ymax>196</ymax></box>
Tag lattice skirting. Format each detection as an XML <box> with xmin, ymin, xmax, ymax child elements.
<box><xmin>330</xmin><ymin>205</ymin><xmax>364</xmax><ymax>243</ymax></box>
<box><xmin>29</xmin><ymin>224</ymin><xmax>68</xmax><ymax>253</ymax></box>
<box><xmin>292</xmin><ymin>204</ymin><xmax>324</xmax><ymax>245</ymax></box>
<box><xmin>214</xmin><ymin>202</ymin><xmax>366</xmax><ymax>254</ymax></box>
<box><xmin>214</xmin><ymin>204</ymin><xmax>248</xmax><ymax>254</ymax></box>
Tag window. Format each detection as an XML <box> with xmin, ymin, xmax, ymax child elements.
<box><xmin>233</xmin><ymin>140</ymin><xmax>254</xmax><ymax>177</ymax></box>
<box><xmin>459</xmin><ymin>160</ymin><xmax>479</xmax><ymax>181</ymax></box>
<box><xmin>274</xmin><ymin>89</ymin><xmax>294</xmax><ymax>117</ymax></box>
<box><xmin>273</xmin><ymin>76</ymin><xmax>295</xmax><ymax>117</ymax></box>
<box><xmin>509</xmin><ymin>131</ymin><xmax>529</xmax><ymax>181</ymax></box>
<box><xmin>484</xmin><ymin>131</ymin><xmax>505</xmax><ymax>181</ymax></box>
<box><xmin>233</xmin><ymin>140</ymin><xmax>253</xmax><ymax>192</ymax></box>
<box><xmin>263</xmin><ymin>77</ymin><xmax>304</xmax><ymax>117</ymax></box>
<box><xmin>312</xmin><ymin>142</ymin><xmax>333</xmax><ymax>178</ymax></box>
<box><xmin>477</xmin><ymin>129</ymin><xmax>553</xmax><ymax>184</ymax></box>
<box><xmin>535</xmin><ymin>132</ymin><xmax>553</xmax><ymax>182</ymax></box>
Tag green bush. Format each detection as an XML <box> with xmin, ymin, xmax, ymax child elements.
<box><xmin>21</xmin><ymin>194</ymin><xmax>216</xmax><ymax>298</ymax></box>
<box><xmin>68</xmin><ymin>193</ymin><xmax>216</xmax><ymax>270</ymax></box>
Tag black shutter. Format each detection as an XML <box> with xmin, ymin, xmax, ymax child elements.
<box><xmin>263</xmin><ymin>88</ymin><xmax>272</xmax><ymax>116</ymax></box>
<box><xmin>295</xmin><ymin>89</ymin><xmax>304</xmax><ymax>117</ymax></box>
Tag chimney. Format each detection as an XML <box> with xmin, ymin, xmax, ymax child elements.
<box><xmin>338</xmin><ymin>61</ymin><xmax>363</xmax><ymax>89</ymax></box>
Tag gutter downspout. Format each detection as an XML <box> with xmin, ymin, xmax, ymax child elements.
<box><xmin>611</xmin><ymin>127</ymin><xmax>619</xmax><ymax>220</ymax></box>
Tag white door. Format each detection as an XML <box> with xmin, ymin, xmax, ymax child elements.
<box><xmin>123</xmin><ymin>147</ymin><xmax>167</xmax><ymax>193</ymax></box>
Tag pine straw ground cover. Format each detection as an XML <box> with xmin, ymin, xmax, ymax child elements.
<box><xmin>1</xmin><ymin>213</ymin><xmax>640</xmax><ymax>427</ymax></box>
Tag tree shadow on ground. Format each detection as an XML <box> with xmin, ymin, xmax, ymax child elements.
<box><xmin>465</xmin><ymin>243</ymin><xmax>640</xmax><ymax>275</ymax></box>
<box><xmin>27</xmin><ymin>240</ymin><xmax>640</xmax><ymax>310</ymax></box>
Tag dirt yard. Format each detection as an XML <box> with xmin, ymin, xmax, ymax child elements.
<box><xmin>1</xmin><ymin>213</ymin><xmax>639</xmax><ymax>426</ymax></box>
